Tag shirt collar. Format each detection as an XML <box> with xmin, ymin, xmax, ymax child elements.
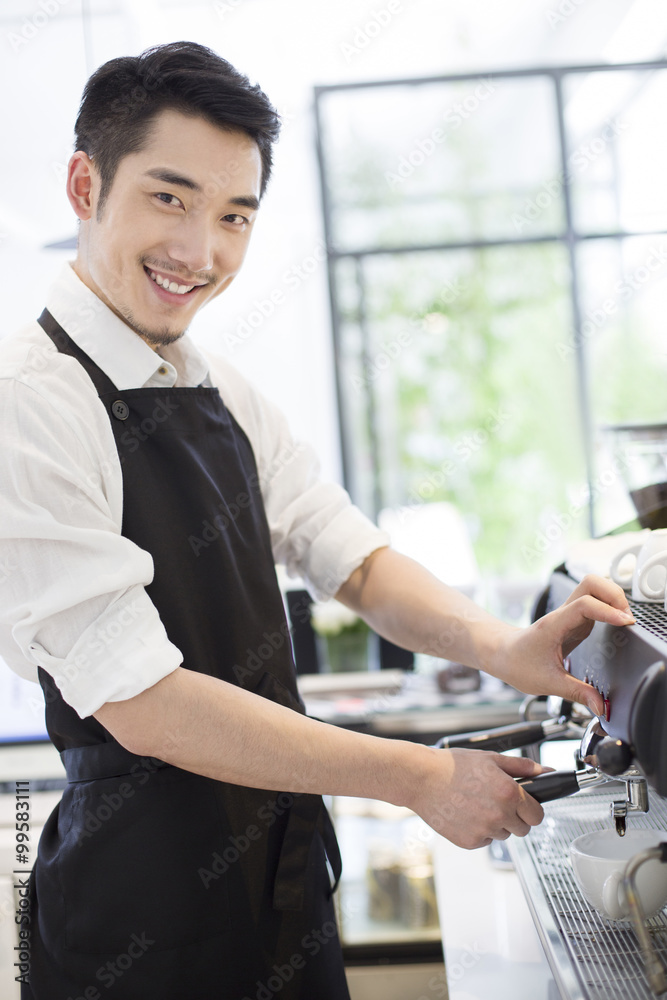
<box><xmin>45</xmin><ymin>261</ymin><xmax>211</xmax><ymax>390</ymax></box>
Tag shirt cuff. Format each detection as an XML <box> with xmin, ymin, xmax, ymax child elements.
<box><xmin>26</xmin><ymin>587</ymin><xmax>183</xmax><ymax>719</ymax></box>
<box><xmin>299</xmin><ymin>505</ymin><xmax>391</xmax><ymax>601</ymax></box>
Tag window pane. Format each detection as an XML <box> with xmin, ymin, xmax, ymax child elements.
<box><xmin>565</xmin><ymin>69</ymin><xmax>667</xmax><ymax>234</ymax></box>
<box><xmin>334</xmin><ymin>243</ymin><xmax>589</xmax><ymax>576</ymax></box>
<box><xmin>577</xmin><ymin>235</ymin><xmax>667</xmax><ymax>532</ymax></box>
<box><xmin>319</xmin><ymin>75</ymin><xmax>564</xmax><ymax>251</ymax></box>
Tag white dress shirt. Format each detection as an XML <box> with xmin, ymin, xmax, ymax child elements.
<box><xmin>0</xmin><ymin>262</ymin><xmax>389</xmax><ymax>719</ymax></box>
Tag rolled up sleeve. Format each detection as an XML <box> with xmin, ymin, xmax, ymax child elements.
<box><xmin>262</xmin><ymin>440</ymin><xmax>390</xmax><ymax>600</ymax></box>
<box><xmin>0</xmin><ymin>379</ymin><xmax>182</xmax><ymax>719</ymax></box>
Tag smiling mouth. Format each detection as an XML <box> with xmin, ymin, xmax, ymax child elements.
<box><xmin>144</xmin><ymin>265</ymin><xmax>206</xmax><ymax>299</ymax></box>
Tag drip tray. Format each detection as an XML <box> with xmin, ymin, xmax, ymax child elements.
<box><xmin>508</xmin><ymin>787</ymin><xmax>667</xmax><ymax>1000</ymax></box>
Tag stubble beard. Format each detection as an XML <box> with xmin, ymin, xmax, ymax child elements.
<box><xmin>124</xmin><ymin>309</ymin><xmax>188</xmax><ymax>348</ymax></box>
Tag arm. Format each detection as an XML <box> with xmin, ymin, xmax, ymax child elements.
<box><xmin>335</xmin><ymin>546</ymin><xmax>635</xmax><ymax>715</ymax></box>
<box><xmin>94</xmin><ymin>548</ymin><xmax>634</xmax><ymax>849</ymax></box>
<box><xmin>93</xmin><ymin>663</ymin><xmax>546</xmax><ymax>849</ymax></box>
<box><xmin>0</xmin><ymin>376</ymin><xmax>181</xmax><ymax>716</ymax></box>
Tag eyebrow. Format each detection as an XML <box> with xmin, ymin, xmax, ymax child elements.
<box><xmin>142</xmin><ymin>168</ymin><xmax>260</xmax><ymax>211</ymax></box>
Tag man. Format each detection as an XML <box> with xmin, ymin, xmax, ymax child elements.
<box><xmin>0</xmin><ymin>41</ymin><xmax>634</xmax><ymax>1000</ymax></box>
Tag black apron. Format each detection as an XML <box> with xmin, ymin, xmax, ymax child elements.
<box><xmin>21</xmin><ymin>309</ymin><xmax>349</xmax><ymax>1000</ymax></box>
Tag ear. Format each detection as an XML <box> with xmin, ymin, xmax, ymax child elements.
<box><xmin>66</xmin><ymin>151</ymin><xmax>97</xmax><ymax>221</ymax></box>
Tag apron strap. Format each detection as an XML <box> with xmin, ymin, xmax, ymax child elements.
<box><xmin>272</xmin><ymin>794</ymin><xmax>342</xmax><ymax>911</ymax></box>
<box><xmin>60</xmin><ymin>742</ymin><xmax>172</xmax><ymax>782</ymax></box>
<box><xmin>37</xmin><ymin>308</ymin><xmax>119</xmax><ymax>395</ymax></box>
<box><xmin>319</xmin><ymin>802</ymin><xmax>343</xmax><ymax>896</ymax></box>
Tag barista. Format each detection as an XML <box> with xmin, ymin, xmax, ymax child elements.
<box><xmin>0</xmin><ymin>41</ymin><xmax>635</xmax><ymax>1000</ymax></box>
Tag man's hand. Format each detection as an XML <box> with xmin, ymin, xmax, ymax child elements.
<box><xmin>407</xmin><ymin>747</ymin><xmax>548</xmax><ymax>849</ymax></box>
<box><xmin>498</xmin><ymin>574</ymin><xmax>635</xmax><ymax>715</ymax></box>
<box><xmin>338</xmin><ymin>551</ymin><xmax>635</xmax><ymax>713</ymax></box>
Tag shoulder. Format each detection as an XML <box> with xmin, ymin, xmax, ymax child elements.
<box><xmin>0</xmin><ymin>321</ymin><xmax>113</xmax><ymax>452</ymax></box>
<box><xmin>1</xmin><ymin>320</ymin><xmax>84</xmax><ymax>389</ymax></box>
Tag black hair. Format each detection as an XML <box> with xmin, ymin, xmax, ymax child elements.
<box><xmin>74</xmin><ymin>41</ymin><xmax>281</xmax><ymax>218</ymax></box>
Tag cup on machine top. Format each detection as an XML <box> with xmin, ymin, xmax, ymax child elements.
<box><xmin>610</xmin><ymin>529</ymin><xmax>667</xmax><ymax>602</ymax></box>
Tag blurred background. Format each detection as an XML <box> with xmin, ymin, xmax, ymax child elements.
<box><xmin>2</xmin><ymin>0</ymin><xmax>667</xmax><ymax>731</ymax></box>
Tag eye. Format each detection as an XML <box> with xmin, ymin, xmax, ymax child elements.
<box><xmin>155</xmin><ymin>192</ymin><xmax>184</xmax><ymax>208</ymax></box>
<box><xmin>223</xmin><ymin>213</ymin><xmax>250</xmax><ymax>227</ymax></box>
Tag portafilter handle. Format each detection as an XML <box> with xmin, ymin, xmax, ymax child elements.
<box><xmin>516</xmin><ymin>767</ymin><xmax>605</xmax><ymax>803</ymax></box>
<box><xmin>433</xmin><ymin>714</ymin><xmax>576</xmax><ymax>753</ymax></box>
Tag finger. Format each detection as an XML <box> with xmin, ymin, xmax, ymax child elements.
<box><xmin>516</xmin><ymin>789</ymin><xmax>545</xmax><ymax>827</ymax></box>
<box><xmin>564</xmin><ymin>579</ymin><xmax>635</xmax><ymax>622</ymax></box>
<box><xmin>534</xmin><ymin>666</ymin><xmax>604</xmax><ymax>715</ymax></box>
<box><xmin>562</xmin><ymin>593</ymin><xmax>635</xmax><ymax>628</ymax></box>
<box><xmin>503</xmin><ymin>817</ymin><xmax>531</xmax><ymax>838</ymax></box>
<box><xmin>564</xmin><ymin>678</ymin><xmax>604</xmax><ymax>716</ymax></box>
<box><xmin>494</xmin><ymin>754</ymin><xmax>548</xmax><ymax>778</ymax></box>
<box><xmin>566</xmin><ymin>573</ymin><xmax>629</xmax><ymax>606</ymax></box>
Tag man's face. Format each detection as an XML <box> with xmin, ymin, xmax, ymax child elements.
<box><xmin>73</xmin><ymin>109</ymin><xmax>262</xmax><ymax>348</ymax></box>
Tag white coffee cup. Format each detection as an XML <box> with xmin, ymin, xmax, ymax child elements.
<box><xmin>637</xmin><ymin>550</ymin><xmax>667</xmax><ymax>602</ymax></box>
<box><xmin>570</xmin><ymin>829</ymin><xmax>667</xmax><ymax>920</ymax></box>
<box><xmin>610</xmin><ymin>528</ymin><xmax>667</xmax><ymax>602</ymax></box>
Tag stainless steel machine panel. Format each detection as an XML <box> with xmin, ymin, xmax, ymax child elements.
<box><xmin>509</xmin><ymin>787</ymin><xmax>667</xmax><ymax>1000</ymax></box>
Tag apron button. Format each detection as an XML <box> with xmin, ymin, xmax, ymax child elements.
<box><xmin>112</xmin><ymin>400</ymin><xmax>130</xmax><ymax>420</ymax></box>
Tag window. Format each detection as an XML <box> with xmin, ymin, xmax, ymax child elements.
<box><xmin>315</xmin><ymin>61</ymin><xmax>667</xmax><ymax>578</ymax></box>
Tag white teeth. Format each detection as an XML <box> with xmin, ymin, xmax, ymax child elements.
<box><xmin>148</xmin><ymin>270</ymin><xmax>194</xmax><ymax>295</ymax></box>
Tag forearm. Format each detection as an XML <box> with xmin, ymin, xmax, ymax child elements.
<box><xmin>336</xmin><ymin>547</ymin><xmax>516</xmax><ymax>676</ymax></box>
<box><xmin>94</xmin><ymin>659</ymin><xmax>552</xmax><ymax>850</ymax></box>
<box><xmin>94</xmin><ymin>665</ymin><xmax>427</xmax><ymax>803</ymax></box>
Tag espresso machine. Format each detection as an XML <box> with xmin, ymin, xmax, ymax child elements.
<box><xmin>434</xmin><ymin>567</ymin><xmax>667</xmax><ymax>998</ymax></box>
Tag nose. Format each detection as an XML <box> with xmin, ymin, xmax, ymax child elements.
<box><xmin>165</xmin><ymin>215</ymin><xmax>215</xmax><ymax>276</ymax></box>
